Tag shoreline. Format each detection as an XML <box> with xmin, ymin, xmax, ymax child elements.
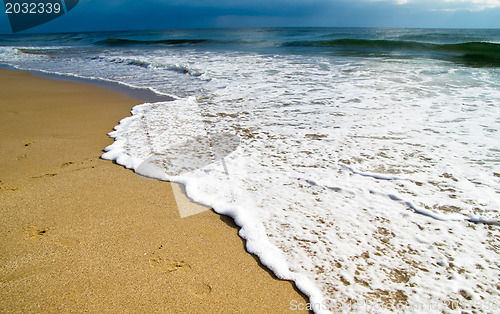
<box><xmin>0</xmin><ymin>63</ymin><xmax>173</xmax><ymax>103</ymax></box>
<box><xmin>0</xmin><ymin>68</ymin><xmax>308</xmax><ymax>312</ymax></box>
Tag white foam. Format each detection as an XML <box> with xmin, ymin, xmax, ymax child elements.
<box><xmin>102</xmin><ymin>53</ymin><xmax>500</xmax><ymax>312</ymax></box>
<box><xmin>3</xmin><ymin>45</ymin><xmax>500</xmax><ymax>313</ymax></box>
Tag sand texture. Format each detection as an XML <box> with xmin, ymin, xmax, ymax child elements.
<box><xmin>0</xmin><ymin>69</ymin><xmax>307</xmax><ymax>313</ymax></box>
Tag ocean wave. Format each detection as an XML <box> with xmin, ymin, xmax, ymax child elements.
<box><xmin>105</xmin><ymin>57</ymin><xmax>151</xmax><ymax>68</ymax></box>
<box><xmin>284</xmin><ymin>39</ymin><xmax>500</xmax><ymax>66</ymax></box>
<box><xmin>101</xmin><ymin>56</ymin><xmax>205</xmax><ymax>76</ymax></box>
<box><xmin>95</xmin><ymin>37</ymin><xmax>218</xmax><ymax>46</ymax></box>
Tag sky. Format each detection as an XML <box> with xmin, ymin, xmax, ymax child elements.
<box><xmin>0</xmin><ymin>0</ymin><xmax>499</xmax><ymax>34</ymax></box>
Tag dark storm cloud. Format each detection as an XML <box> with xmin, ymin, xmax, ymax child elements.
<box><xmin>1</xmin><ymin>0</ymin><xmax>499</xmax><ymax>33</ymax></box>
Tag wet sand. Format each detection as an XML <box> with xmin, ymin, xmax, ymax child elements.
<box><xmin>0</xmin><ymin>69</ymin><xmax>308</xmax><ymax>312</ymax></box>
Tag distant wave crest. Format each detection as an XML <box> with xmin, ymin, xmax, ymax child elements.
<box><xmin>284</xmin><ymin>39</ymin><xmax>500</xmax><ymax>66</ymax></box>
<box><xmin>96</xmin><ymin>38</ymin><xmax>216</xmax><ymax>46</ymax></box>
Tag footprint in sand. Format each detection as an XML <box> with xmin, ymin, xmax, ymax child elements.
<box><xmin>147</xmin><ymin>245</ymin><xmax>213</xmax><ymax>298</ymax></box>
<box><xmin>188</xmin><ymin>282</ymin><xmax>213</xmax><ymax>298</ymax></box>
<box><xmin>0</xmin><ymin>185</ymin><xmax>18</xmax><ymax>192</ymax></box>
<box><xmin>147</xmin><ymin>245</ymin><xmax>192</xmax><ymax>274</ymax></box>
<box><xmin>149</xmin><ymin>257</ymin><xmax>191</xmax><ymax>273</ymax></box>
<box><xmin>23</xmin><ymin>225</ymin><xmax>80</xmax><ymax>247</ymax></box>
<box><xmin>31</xmin><ymin>158</ymin><xmax>97</xmax><ymax>179</ymax></box>
<box><xmin>24</xmin><ymin>225</ymin><xmax>50</xmax><ymax>239</ymax></box>
<box><xmin>14</xmin><ymin>142</ymin><xmax>33</xmax><ymax>161</ymax></box>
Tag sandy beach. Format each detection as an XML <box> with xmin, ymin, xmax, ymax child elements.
<box><xmin>0</xmin><ymin>69</ymin><xmax>307</xmax><ymax>312</ymax></box>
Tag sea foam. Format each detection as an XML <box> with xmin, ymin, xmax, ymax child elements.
<box><xmin>99</xmin><ymin>51</ymin><xmax>500</xmax><ymax>312</ymax></box>
<box><xmin>2</xmin><ymin>31</ymin><xmax>499</xmax><ymax>312</ymax></box>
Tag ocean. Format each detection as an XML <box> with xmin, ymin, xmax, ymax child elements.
<box><xmin>1</xmin><ymin>27</ymin><xmax>499</xmax><ymax>313</ymax></box>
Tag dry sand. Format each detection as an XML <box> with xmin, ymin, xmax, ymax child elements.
<box><xmin>0</xmin><ymin>69</ymin><xmax>308</xmax><ymax>312</ymax></box>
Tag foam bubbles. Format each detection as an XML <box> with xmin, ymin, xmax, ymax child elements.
<box><xmin>100</xmin><ymin>52</ymin><xmax>500</xmax><ymax>312</ymax></box>
<box><xmin>3</xmin><ymin>44</ymin><xmax>500</xmax><ymax>313</ymax></box>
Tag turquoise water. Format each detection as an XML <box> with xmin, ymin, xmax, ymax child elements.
<box><xmin>1</xmin><ymin>27</ymin><xmax>500</xmax><ymax>64</ymax></box>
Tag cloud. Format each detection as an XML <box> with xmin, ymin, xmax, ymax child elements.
<box><xmin>366</xmin><ymin>0</ymin><xmax>500</xmax><ymax>11</ymax></box>
<box><xmin>442</xmin><ymin>0</ymin><xmax>500</xmax><ymax>10</ymax></box>
<box><xmin>1</xmin><ymin>0</ymin><xmax>499</xmax><ymax>33</ymax></box>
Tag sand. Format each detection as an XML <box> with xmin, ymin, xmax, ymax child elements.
<box><xmin>0</xmin><ymin>69</ymin><xmax>308</xmax><ymax>312</ymax></box>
